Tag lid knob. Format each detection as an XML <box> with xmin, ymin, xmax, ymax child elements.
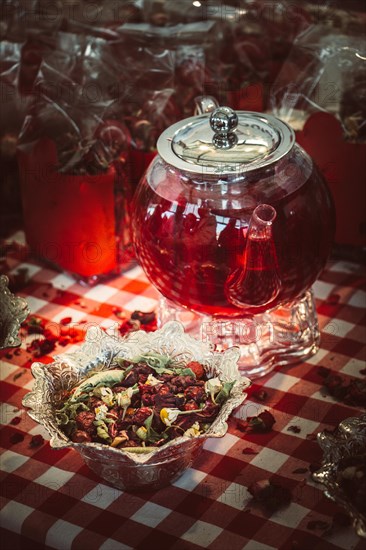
<box><xmin>210</xmin><ymin>106</ymin><xmax>238</xmax><ymax>133</ymax></box>
<box><xmin>210</xmin><ymin>106</ymin><xmax>238</xmax><ymax>149</ymax></box>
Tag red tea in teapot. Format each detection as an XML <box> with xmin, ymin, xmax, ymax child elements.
<box><xmin>133</xmin><ymin>157</ymin><xmax>334</xmax><ymax>317</ymax></box>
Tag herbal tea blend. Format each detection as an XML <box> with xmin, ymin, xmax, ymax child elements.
<box><xmin>56</xmin><ymin>354</ymin><xmax>235</xmax><ymax>449</ymax></box>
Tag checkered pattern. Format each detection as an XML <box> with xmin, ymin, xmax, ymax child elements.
<box><xmin>1</xmin><ymin>247</ymin><xmax>365</xmax><ymax>550</ymax></box>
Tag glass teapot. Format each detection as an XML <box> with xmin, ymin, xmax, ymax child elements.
<box><xmin>132</xmin><ymin>97</ymin><xmax>335</xmax><ymax>377</ymax></box>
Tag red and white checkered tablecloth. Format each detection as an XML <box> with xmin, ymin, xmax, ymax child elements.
<box><xmin>1</xmin><ymin>235</ymin><xmax>365</xmax><ymax>550</ymax></box>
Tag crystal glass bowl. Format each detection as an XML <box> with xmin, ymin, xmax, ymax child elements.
<box><xmin>23</xmin><ymin>322</ymin><xmax>250</xmax><ymax>492</ymax></box>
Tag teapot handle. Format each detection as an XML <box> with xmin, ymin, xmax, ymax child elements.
<box><xmin>194</xmin><ymin>96</ymin><xmax>219</xmax><ymax>115</ymax></box>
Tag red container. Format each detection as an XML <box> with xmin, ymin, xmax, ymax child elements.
<box><xmin>18</xmin><ymin>138</ymin><xmax>134</xmax><ymax>283</ymax></box>
<box><xmin>296</xmin><ymin>112</ymin><xmax>366</xmax><ymax>248</ymax></box>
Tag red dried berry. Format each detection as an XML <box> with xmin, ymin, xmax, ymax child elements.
<box><xmin>186</xmin><ymin>361</ymin><xmax>205</xmax><ymax>380</ymax></box>
<box><xmin>140</xmin><ymin>385</ymin><xmax>157</xmax><ymax>406</ymax></box>
<box><xmin>58</xmin><ymin>338</ymin><xmax>69</xmax><ymax>347</ymax></box>
<box><xmin>75</xmin><ymin>411</ymin><xmax>96</xmax><ymax>433</ymax></box>
<box><xmin>184</xmin><ymin>400</ymin><xmax>199</xmax><ymax>411</ymax></box>
<box><xmin>72</xmin><ymin>430</ymin><xmax>92</xmax><ymax>443</ymax></box>
<box><xmin>184</xmin><ymin>386</ymin><xmax>205</xmax><ymax>403</ymax></box>
<box><xmin>10</xmin><ymin>416</ymin><xmax>21</xmax><ymax>425</ymax></box>
<box><xmin>132</xmin><ymin>407</ymin><xmax>153</xmax><ymax>425</ymax></box>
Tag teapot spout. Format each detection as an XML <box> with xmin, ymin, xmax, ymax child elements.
<box><xmin>225</xmin><ymin>204</ymin><xmax>281</xmax><ymax>309</ymax></box>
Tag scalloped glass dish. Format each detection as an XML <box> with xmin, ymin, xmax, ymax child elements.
<box><xmin>313</xmin><ymin>414</ymin><xmax>366</xmax><ymax>538</ymax></box>
<box><xmin>23</xmin><ymin>321</ymin><xmax>250</xmax><ymax>492</ymax></box>
<box><xmin>0</xmin><ymin>275</ymin><xmax>29</xmax><ymax>349</ymax></box>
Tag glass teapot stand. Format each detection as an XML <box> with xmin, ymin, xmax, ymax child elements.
<box><xmin>157</xmin><ymin>290</ymin><xmax>320</xmax><ymax>379</ymax></box>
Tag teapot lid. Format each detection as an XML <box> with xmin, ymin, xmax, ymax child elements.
<box><xmin>157</xmin><ymin>105</ymin><xmax>295</xmax><ymax>175</ymax></box>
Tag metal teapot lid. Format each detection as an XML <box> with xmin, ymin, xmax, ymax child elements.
<box><xmin>157</xmin><ymin>99</ymin><xmax>295</xmax><ymax>175</ymax></box>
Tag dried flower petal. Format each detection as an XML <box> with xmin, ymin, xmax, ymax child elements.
<box><xmin>136</xmin><ymin>426</ymin><xmax>148</xmax><ymax>440</ymax></box>
<box><xmin>317</xmin><ymin>368</ymin><xmax>366</xmax><ymax>407</ymax></box>
<box><xmin>248</xmin><ymin>410</ymin><xmax>276</xmax><ymax>433</ymax></box>
<box><xmin>205</xmin><ymin>377</ymin><xmax>222</xmax><ymax>403</ymax></box>
<box><xmin>292</xmin><ymin>468</ymin><xmax>308</xmax><ymax>474</ymax></box>
<box><xmin>100</xmin><ymin>387</ymin><xmax>115</xmax><ymax>407</ymax></box>
<box><xmin>248</xmin><ymin>479</ymin><xmax>292</xmax><ymax>512</ymax></box>
<box><xmin>60</xmin><ymin>317</ymin><xmax>72</xmax><ymax>326</ymax></box>
<box><xmin>116</xmin><ymin>387</ymin><xmax>134</xmax><ymax>413</ymax></box>
<box><xmin>130</xmin><ymin>310</ymin><xmax>156</xmax><ymax>325</ymax></box>
<box><xmin>95</xmin><ymin>404</ymin><xmax>108</xmax><ymax>421</ymax></box>
<box><xmin>13</xmin><ymin>370</ymin><xmax>27</xmax><ymax>381</ymax></box>
<box><xmin>160</xmin><ymin>407</ymin><xmax>180</xmax><ymax>427</ymax></box>
<box><xmin>252</xmin><ymin>389</ymin><xmax>268</xmax><ymax>401</ymax></box>
<box><xmin>146</xmin><ymin>374</ymin><xmax>162</xmax><ymax>386</ymax></box>
<box><xmin>183</xmin><ymin>421</ymin><xmax>201</xmax><ymax>438</ymax></box>
<box><xmin>111</xmin><ymin>434</ymin><xmax>128</xmax><ymax>447</ymax></box>
<box><xmin>10</xmin><ymin>433</ymin><xmax>24</xmax><ymax>444</ymax></box>
<box><xmin>287</xmin><ymin>425</ymin><xmax>301</xmax><ymax>434</ymax></box>
<box><xmin>242</xmin><ymin>447</ymin><xmax>258</xmax><ymax>455</ymax></box>
<box><xmin>30</xmin><ymin>434</ymin><xmax>44</xmax><ymax>448</ymax></box>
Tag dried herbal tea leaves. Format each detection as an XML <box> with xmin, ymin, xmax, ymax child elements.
<box><xmin>56</xmin><ymin>355</ymin><xmax>235</xmax><ymax>450</ymax></box>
